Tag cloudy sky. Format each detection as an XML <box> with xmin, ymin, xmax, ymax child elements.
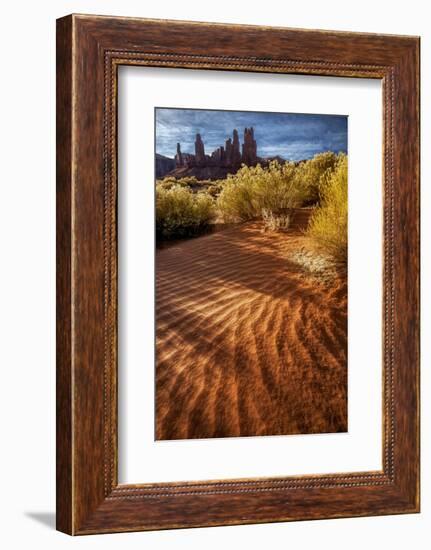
<box><xmin>155</xmin><ymin>108</ymin><xmax>347</xmax><ymax>161</ymax></box>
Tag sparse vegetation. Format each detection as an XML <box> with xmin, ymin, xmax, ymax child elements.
<box><xmin>216</xmin><ymin>161</ymin><xmax>305</xmax><ymax>222</ymax></box>
<box><xmin>156</xmin><ymin>185</ymin><xmax>216</xmax><ymax>238</ymax></box>
<box><xmin>157</xmin><ymin>176</ymin><xmax>224</xmax><ymax>194</ymax></box>
<box><xmin>290</xmin><ymin>247</ymin><xmax>339</xmax><ymax>284</ymax></box>
<box><xmin>295</xmin><ymin>151</ymin><xmax>339</xmax><ymax>205</ymax></box>
<box><xmin>261</xmin><ymin>208</ymin><xmax>292</xmax><ymax>232</ymax></box>
<box><xmin>155</xmin><ymin>152</ymin><xmax>347</xmax><ymax>246</ymax></box>
<box><xmin>306</xmin><ymin>154</ymin><xmax>348</xmax><ymax>262</ymax></box>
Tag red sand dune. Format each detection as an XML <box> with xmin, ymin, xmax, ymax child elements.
<box><xmin>156</xmin><ymin>209</ymin><xmax>347</xmax><ymax>440</ymax></box>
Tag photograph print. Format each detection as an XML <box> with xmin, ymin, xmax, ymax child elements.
<box><xmin>155</xmin><ymin>107</ymin><xmax>348</xmax><ymax>441</ymax></box>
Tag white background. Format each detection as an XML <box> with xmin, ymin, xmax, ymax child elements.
<box><xmin>0</xmin><ymin>0</ymin><xmax>428</xmax><ymax>548</ymax></box>
<box><xmin>118</xmin><ymin>67</ymin><xmax>382</xmax><ymax>483</ymax></box>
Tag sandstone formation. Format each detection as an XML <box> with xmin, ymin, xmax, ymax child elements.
<box><xmin>232</xmin><ymin>129</ymin><xmax>242</xmax><ymax>168</ymax></box>
<box><xmin>242</xmin><ymin>127</ymin><xmax>257</xmax><ymax>166</ymax></box>
<box><xmin>155</xmin><ymin>153</ymin><xmax>176</xmax><ymax>178</ymax></box>
<box><xmin>170</xmin><ymin>127</ymin><xmax>259</xmax><ymax>179</ymax></box>
<box><xmin>157</xmin><ymin>126</ymin><xmax>289</xmax><ymax>181</ymax></box>
<box><xmin>195</xmin><ymin>133</ymin><xmax>206</xmax><ymax>166</ymax></box>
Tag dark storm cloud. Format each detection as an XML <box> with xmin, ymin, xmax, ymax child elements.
<box><xmin>155</xmin><ymin>108</ymin><xmax>347</xmax><ymax>161</ymax></box>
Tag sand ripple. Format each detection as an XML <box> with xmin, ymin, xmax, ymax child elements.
<box><xmin>156</xmin><ymin>211</ymin><xmax>347</xmax><ymax>440</ymax></box>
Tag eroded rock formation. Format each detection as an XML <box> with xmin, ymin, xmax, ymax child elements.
<box><xmin>195</xmin><ymin>133</ymin><xmax>206</xmax><ymax>166</ymax></box>
<box><xmin>163</xmin><ymin>127</ymin><xmax>263</xmax><ymax>180</ymax></box>
<box><xmin>156</xmin><ymin>153</ymin><xmax>176</xmax><ymax>178</ymax></box>
<box><xmin>232</xmin><ymin>129</ymin><xmax>242</xmax><ymax>168</ymax></box>
<box><xmin>242</xmin><ymin>127</ymin><xmax>257</xmax><ymax>166</ymax></box>
<box><xmin>174</xmin><ymin>127</ymin><xmax>258</xmax><ymax>170</ymax></box>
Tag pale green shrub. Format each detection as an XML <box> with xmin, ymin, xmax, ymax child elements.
<box><xmin>261</xmin><ymin>208</ymin><xmax>291</xmax><ymax>232</ymax></box>
<box><xmin>306</xmin><ymin>155</ymin><xmax>348</xmax><ymax>262</ymax></box>
<box><xmin>156</xmin><ymin>185</ymin><xmax>215</xmax><ymax>238</ymax></box>
<box><xmin>217</xmin><ymin>161</ymin><xmax>305</xmax><ymax>222</ymax></box>
<box><xmin>295</xmin><ymin>151</ymin><xmax>339</xmax><ymax>205</ymax></box>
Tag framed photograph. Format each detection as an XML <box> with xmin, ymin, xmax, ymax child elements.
<box><xmin>56</xmin><ymin>14</ymin><xmax>420</xmax><ymax>534</ymax></box>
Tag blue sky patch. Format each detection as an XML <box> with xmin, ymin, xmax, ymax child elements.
<box><xmin>155</xmin><ymin>108</ymin><xmax>347</xmax><ymax>161</ymax></box>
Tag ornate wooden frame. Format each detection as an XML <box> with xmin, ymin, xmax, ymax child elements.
<box><xmin>56</xmin><ymin>14</ymin><xmax>420</xmax><ymax>534</ymax></box>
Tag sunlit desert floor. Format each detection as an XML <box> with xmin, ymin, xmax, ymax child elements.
<box><xmin>155</xmin><ymin>209</ymin><xmax>347</xmax><ymax>440</ymax></box>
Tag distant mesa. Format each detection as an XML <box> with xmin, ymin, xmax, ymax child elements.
<box><xmin>157</xmin><ymin>127</ymin><xmax>273</xmax><ymax>180</ymax></box>
<box><xmin>155</xmin><ymin>153</ymin><xmax>176</xmax><ymax>178</ymax></box>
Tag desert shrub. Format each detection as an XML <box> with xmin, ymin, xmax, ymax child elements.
<box><xmin>217</xmin><ymin>161</ymin><xmax>305</xmax><ymax>222</ymax></box>
<box><xmin>156</xmin><ymin>176</ymin><xmax>203</xmax><ymax>191</ymax></box>
<box><xmin>156</xmin><ymin>185</ymin><xmax>215</xmax><ymax>238</ymax></box>
<box><xmin>261</xmin><ymin>208</ymin><xmax>291</xmax><ymax>232</ymax></box>
<box><xmin>206</xmin><ymin>183</ymin><xmax>223</xmax><ymax>197</ymax></box>
<box><xmin>156</xmin><ymin>177</ymin><xmax>177</xmax><ymax>190</ymax></box>
<box><xmin>295</xmin><ymin>152</ymin><xmax>340</xmax><ymax>205</ymax></box>
<box><xmin>306</xmin><ymin>154</ymin><xmax>348</xmax><ymax>262</ymax></box>
<box><xmin>176</xmin><ymin>176</ymin><xmax>213</xmax><ymax>189</ymax></box>
<box><xmin>179</xmin><ymin>176</ymin><xmax>199</xmax><ymax>186</ymax></box>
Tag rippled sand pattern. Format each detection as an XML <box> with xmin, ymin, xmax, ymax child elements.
<box><xmin>156</xmin><ymin>212</ymin><xmax>347</xmax><ymax>440</ymax></box>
